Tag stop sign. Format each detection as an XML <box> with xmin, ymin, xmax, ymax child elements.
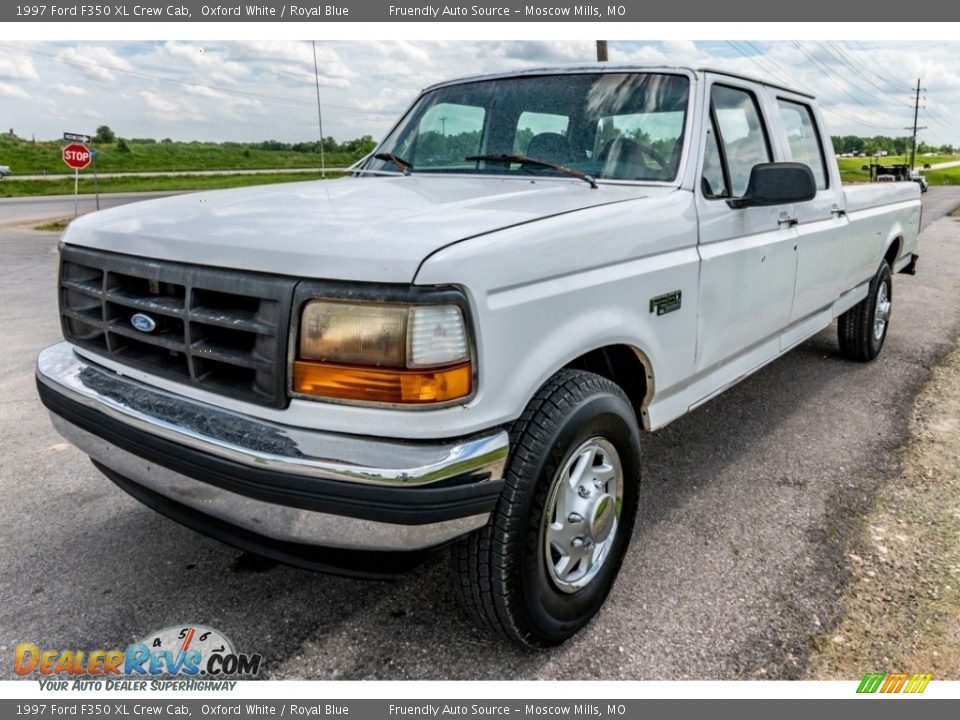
<box><xmin>62</xmin><ymin>143</ymin><xmax>92</xmax><ymax>170</ymax></box>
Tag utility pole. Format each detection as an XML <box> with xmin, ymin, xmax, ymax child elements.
<box><xmin>907</xmin><ymin>78</ymin><xmax>927</xmax><ymax>170</ymax></box>
<box><xmin>596</xmin><ymin>41</ymin><xmax>608</xmax><ymax>62</ymax></box>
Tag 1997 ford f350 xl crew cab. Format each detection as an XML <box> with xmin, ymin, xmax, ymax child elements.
<box><xmin>37</xmin><ymin>65</ymin><xmax>921</xmax><ymax>648</ymax></box>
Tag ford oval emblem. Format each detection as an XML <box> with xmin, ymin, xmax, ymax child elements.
<box><xmin>130</xmin><ymin>313</ymin><xmax>157</xmax><ymax>333</ymax></box>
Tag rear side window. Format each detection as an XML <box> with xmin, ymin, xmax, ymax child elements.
<box><xmin>777</xmin><ymin>99</ymin><xmax>829</xmax><ymax>190</ymax></box>
<box><xmin>710</xmin><ymin>85</ymin><xmax>772</xmax><ymax>197</ymax></box>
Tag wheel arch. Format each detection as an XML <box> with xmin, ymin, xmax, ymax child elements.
<box><xmin>884</xmin><ymin>235</ymin><xmax>903</xmax><ymax>270</ymax></box>
<box><xmin>562</xmin><ymin>344</ymin><xmax>655</xmax><ymax>431</ymax></box>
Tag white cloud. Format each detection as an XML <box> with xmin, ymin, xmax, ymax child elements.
<box><xmin>0</xmin><ymin>53</ymin><xmax>39</xmax><ymax>81</ymax></box>
<box><xmin>56</xmin><ymin>46</ymin><xmax>135</xmax><ymax>84</ymax></box>
<box><xmin>0</xmin><ymin>81</ymin><xmax>29</xmax><ymax>99</ymax></box>
<box><xmin>139</xmin><ymin>90</ymin><xmax>203</xmax><ymax>121</ymax></box>
<box><xmin>139</xmin><ymin>90</ymin><xmax>178</xmax><ymax>114</ymax></box>
<box><xmin>225</xmin><ymin>41</ymin><xmax>355</xmax><ymax>87</ymax></box>
<box><xmin>53</xmin><ymin>82</ymin><xmax>87</xmax><ymax>96</ymax></box>
<box><xmin>161</xmin><ymin>42</ymin><xmax>249</xmax><ymax>85</ymax></box>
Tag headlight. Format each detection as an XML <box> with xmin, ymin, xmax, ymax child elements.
<box><xmin>292</xmin><ymin>298</ymin><xmax>472</xmax><ymax>405</ymax></box>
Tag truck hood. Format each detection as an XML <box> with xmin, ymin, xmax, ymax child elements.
<box><xmin>63</xmin><ymin>176</ymin><xmax>652</xmax><ymax>283</ymax></box>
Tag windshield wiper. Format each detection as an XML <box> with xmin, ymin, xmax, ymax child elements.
<box><xmin>373</xmin><ymin>152</ymin><xmax>413</xmax><ymax>174</ymax></box>
<box><xmin>466</xmin><ymin>154</ymin><xmax>597</xmax><ymax>189</ymax></box>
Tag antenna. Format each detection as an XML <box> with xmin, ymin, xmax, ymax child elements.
<box><xmin>312</xmin><ymin>40</ymin><xmax>326</xmax><ymax>178</ymax></box>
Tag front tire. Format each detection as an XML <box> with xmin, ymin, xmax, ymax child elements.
<box><xmin>838</xmin><ymin>260</ymin><xmax>893</xmax><ymax>362</ymax></box>
<box><xmin>452</xmin><ymin>369</ymin><xmax>641</xmax><ymax>648</ymax></box>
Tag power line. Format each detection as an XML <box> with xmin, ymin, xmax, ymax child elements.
<box><xmin>722</xmin><ymin>41</ymin><xmax>785</xmax><ymax>83</ymax></box>
<box><xmin>723</xmin><ymin>41</ymin><xmax>902</xmax><ymax>132</ymax></box>
<box><xmin>791</xmin><ymin>42</ymin><xmax>907</xmax><ymax>119</ymax></box>
<box><xmin>843</xmin><ymin>41</ymin><xmax>915</xmax><ymax>93</ymax></box>
<box><xmin>818</xmin><ymin>42</ymin><xmax>914</xmax><ymax>108</ymax></box>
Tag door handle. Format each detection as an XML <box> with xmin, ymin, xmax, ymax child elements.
<box><xmin>777</xmin><ymin>215</ymin><xmax>799</xmax><ymax>227</ymax></box>
<box><xmin>831</xmin><ymin>206</ymin><xmax>847</xmax><ymax>217</ymax></box>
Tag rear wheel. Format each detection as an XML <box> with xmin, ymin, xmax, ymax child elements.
<box><xmin>838</xmin><ymin>261</ymin><xmax>893</xmax><ymax>362</ymax></box>
<box><xmin>452</xmin><ymin>369</ymin><xmax>641</xmax><ymax>648</ymax></box>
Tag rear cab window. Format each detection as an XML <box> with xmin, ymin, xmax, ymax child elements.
<box><xmin>514</xmin><ymin>111</ymin><xmax>570</xmax><ymax>155</ymax></box>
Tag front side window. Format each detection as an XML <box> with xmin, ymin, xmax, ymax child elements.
<box><xmin>701</xmin><ymin>119</ymin><xmax>728</xmax><ymax>198</ymax></box>
<box><xmin>368</xmin><ymin>72</ymin><xmax>690</xmax><ymax>183</ymax></box>
<box><xmin>710</xmin><ymin>85</ymin><xmax>772</xmax><ymax>197</ymax></box>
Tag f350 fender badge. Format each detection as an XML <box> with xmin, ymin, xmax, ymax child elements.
<box><xmin>130</xmin><ymin>313</ymin><xmax>157</xmax><ymax>333</ymax></box>
<box><xmin>650</xmin><ymin>290</ymin><xmax>682</xmax><ymax>316</ymax></box>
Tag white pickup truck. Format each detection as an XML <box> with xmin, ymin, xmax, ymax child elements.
<box><xmin>37</xmin><ymin>65</ymin><xmax>921</xmax><ymax>648</ymax></box>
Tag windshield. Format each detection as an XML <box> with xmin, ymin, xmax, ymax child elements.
<box><xmin>366</xmin><ymin>72</ymin><xmax>690</xmax><ymax>183</ymax></box>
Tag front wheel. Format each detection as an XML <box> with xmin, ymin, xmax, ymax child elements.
<box><xmin>838</xmin><ymin>260</ymin><xmax>893</xmax><ymax>362</ymax></box>
<box><xmin>452</xmin><ymin>369</ymin><xmax>641</xmax><ymax>648</ymax></box>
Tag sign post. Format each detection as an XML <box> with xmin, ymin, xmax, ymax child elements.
<box><xmin>61</xmin><ymin>142</ymin><xmax>92</xmax><ymax>218</ymax></box>
<box><xmin>91</xmin><ymin>148</ymin><xmax>100</xmax><ymax>211</ymax></box>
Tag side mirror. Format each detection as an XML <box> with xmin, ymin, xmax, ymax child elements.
<box><xmin>727</xmin><ymin>162</ymin><xmax>817</xmax><ymax>209</ymax></box>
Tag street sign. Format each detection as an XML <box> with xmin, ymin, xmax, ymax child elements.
<box><xmin>62</xmin><ymin>143</ymin><xmax>92</xmax><ymax>170</ymax></box>
<box><xmin>63</xmin><ymin>132</ymin><xmax>91</xmax><ymax>143</ymax></box>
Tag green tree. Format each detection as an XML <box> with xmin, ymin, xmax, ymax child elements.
<box><xmin>94</xmin><ymin>125</ymin><xmax>116</xmax><ymax>144</ymax></box>
<box><xmin>116</xmin><ymin>138</ymin><xmax>131</xmax><ymax>153</ymax></box>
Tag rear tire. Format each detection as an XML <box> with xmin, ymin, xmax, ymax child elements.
<box><xmin>838</xmin><ymin>261</ymin><xmax>893</xmax><ymax>362</ymax></box>
<box><xmin>451</xmin><ymin>369</ymin><xmax>641</xmax><ymax>649</ymax></box>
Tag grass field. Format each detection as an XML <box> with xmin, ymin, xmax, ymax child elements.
<box><xmin>837</xmin><ymin>155</ymin><xmax>960</xmax><ymax>185</ymax></box>
<box><xmin>925</xmin><ymin>166</ymin><xmax>960</xmax><ymax>186</ymax></box>
<box><xmin>0</xmin><ymin>172</ymin><xmax>345</xmax><ymax>198</ymax></box>
<box><xmin>0</xmin><ymin>134</ymin><xmax>364</xmax><ymax>175</ymax></box>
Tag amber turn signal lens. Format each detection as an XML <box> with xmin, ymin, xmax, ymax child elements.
<box><xmin>293</xmin><ymin>361</ymin><xmax>472</xmax><ymax>404</ymax></box>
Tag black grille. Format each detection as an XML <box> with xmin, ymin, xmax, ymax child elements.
<box><xmin>59</xmin><ymin>246</ymin><xmax>296</xmax><ymax>408</ymax></box>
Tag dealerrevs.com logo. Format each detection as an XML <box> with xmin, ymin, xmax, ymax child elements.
<box><xmin>15</xmin><ymin>625</ymin><xmax>262</xmax><ymax>691</ymax></box>
<box><xmin>857</xmin><ymin>672</ymin><xmax>933</xmax><ymax>694</ymax></box>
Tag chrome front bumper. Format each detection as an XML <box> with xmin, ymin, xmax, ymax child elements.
<box><xmin>37</xmin><ymin>342</ymin><xmax>509</xmax><ymax>557</ymax></box>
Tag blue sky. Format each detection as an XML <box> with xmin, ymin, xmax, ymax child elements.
<box><xmin>0</xmin><ymin>40</ymin><xmax>956</xmax><ymax>145</ymax></box>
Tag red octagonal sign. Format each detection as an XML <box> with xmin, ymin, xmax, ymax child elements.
<box><xmin>62</xmin><ymin>143</ymin><xmax>92</xmax><ymax>170</ymax></box>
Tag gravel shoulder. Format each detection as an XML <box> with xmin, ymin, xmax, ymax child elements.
<box><xmin>809</xmin><ymin>342</ymin><xmax>960</xmax><ymax>679</ymax></box>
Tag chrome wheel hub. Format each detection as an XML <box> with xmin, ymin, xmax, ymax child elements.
<box><xmin>874</xmin><ymin>281</ymin><xmax>891</xmax><ymax>341</ymax></box>
<box><xmin>543</xmin><ymin>437</ymin><xmax>623</xmax><ymax>593</ymax></box>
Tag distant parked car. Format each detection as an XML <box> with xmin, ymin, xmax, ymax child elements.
<box><xmin>909</xmin><ymin>169</ymin><xmax>929</xmax><ymax>193</ymax></box>
<box><xmin>0</xmin><ymin>165</ymin><xmax>12</xmax><ymax>178</ymax></box>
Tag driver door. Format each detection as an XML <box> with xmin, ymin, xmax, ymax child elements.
<box><xmin>695</xmin><ymin>78</ymin><xmax>799</xmax><ymax>374</ymax></box>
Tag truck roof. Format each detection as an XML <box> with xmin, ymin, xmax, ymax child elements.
<box><xmin>423</xmin><ymin>63</ymin><xmax>816</xmax><ymax>100</ymax></box>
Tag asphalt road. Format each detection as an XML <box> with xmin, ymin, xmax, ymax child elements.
<box><xmin>9</xmin><ymin>168</ymin><xmax>342</xmax><ymax>182</ymax></box>
<box><xmin>1</xmin><ymin>191</ymin><xmax>958</xmax><ymax>680</ymax></box>
<box><xmin>920</xmin><ymin>186</ymin><xmax>960</xmax><ymax>231</ymax></box>
<box><xmin>0</xmin><ymin>192</ymin><xmax>181</xmax><ymax>226</ymax></box>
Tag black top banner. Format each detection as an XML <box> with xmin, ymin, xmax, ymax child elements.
<box><xmin>4</xmin><ymin>0</ymin><xmax>954</xmax><ymax>22</ymax></box>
